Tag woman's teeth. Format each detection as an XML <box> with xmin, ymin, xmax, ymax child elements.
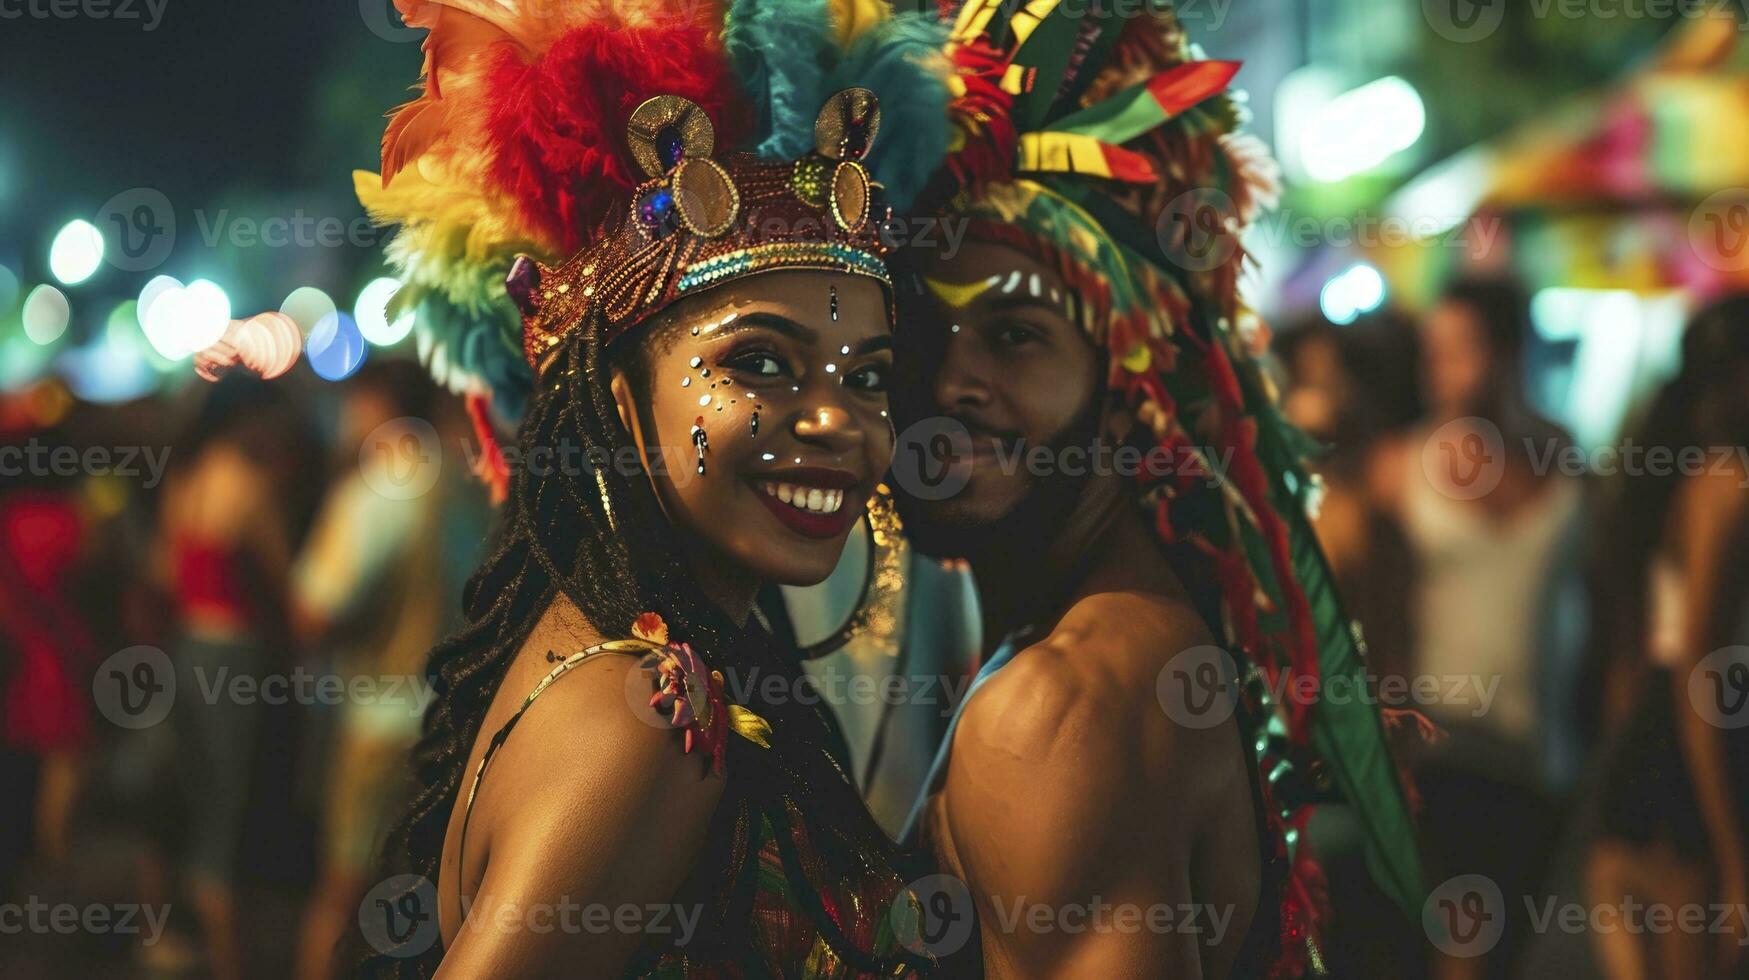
<box><xmin>760</xmin><ymin>482</ymin><xmax>845</xmax><ymax>514</ymax></box>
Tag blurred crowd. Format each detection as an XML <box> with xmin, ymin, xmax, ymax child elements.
<box><xmin>1280</xmin><ymin>282</ymin><xmax>1749</xmax><ymax>979</ymax></box>
<box><xmin>1</xmin><ymin>281</ymin><xmax>1747</xmax><ymax>980</ymax></box>
<box><xmin>0</xmin><ymin>361</ymin><xmax>491</xmax><ymax>979</ymax></box>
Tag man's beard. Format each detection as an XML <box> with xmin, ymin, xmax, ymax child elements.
<box><xmin>896</xmin><ymin>400</ymin><xmax>1104</xmax><ymax>564</ymax></box>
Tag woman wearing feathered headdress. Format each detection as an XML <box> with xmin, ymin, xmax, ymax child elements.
<box><xmin>334</xmin><ymin>0</ymin><xmax>957</xmax><ymax>975</ymax></box>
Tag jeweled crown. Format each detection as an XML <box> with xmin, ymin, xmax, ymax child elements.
<box><xmin>510</xmin><ymin>89</ymin><xmax>893</xmax><ymax>370</ymax></box>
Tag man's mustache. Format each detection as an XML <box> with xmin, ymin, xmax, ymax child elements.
<box><xmin>948</xmin><ymin>416</ymin><xmax>1024</xmax><ymax>451</ymax></box>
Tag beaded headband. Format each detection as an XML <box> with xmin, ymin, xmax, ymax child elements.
<box><xmin>508</xmin><ymin>89</ymin><xmax>894</xmax><ymax>371</ymax></box>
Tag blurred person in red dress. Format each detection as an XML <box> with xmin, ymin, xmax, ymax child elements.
<box><xmin>146</xmin><ymin>376</ymin><xmax>311</xmax><ymax>980</ymax></box>
<box><xmin>0</xmin><ymin>387</ymin><xmax>94</xmax><ymax>896</ymax></box>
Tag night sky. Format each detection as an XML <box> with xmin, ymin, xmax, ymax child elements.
<box><xmin>1</xmin><ymin>0</ymin><xmax>418</xmax><ymax>313</ymax></box>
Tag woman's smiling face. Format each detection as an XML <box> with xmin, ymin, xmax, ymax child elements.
<box><xmin>614</xmin><ymin>270</ymin><xmax>895</xmax><ymax>587</ymax></box>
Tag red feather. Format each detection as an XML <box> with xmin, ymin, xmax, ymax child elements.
<box><xmin>381</xmin><ymin>5</ymin><xmax>517</xmax><ymax>183</ymax></box>
<box><xmin>463</xmin><ymin>391</ymin><xmax>510</xmax><ymax>505</ymax></box>
<box><xmin>483</xmin><ymin>21</ymin><xmax>748</xmax><ymax>255</ymax></box>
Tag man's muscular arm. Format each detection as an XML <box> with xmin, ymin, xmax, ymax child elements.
<box><xmin>936</xmin><ymin>599</ymin><xmax>1257</xmax><ymax>979</ymax></box>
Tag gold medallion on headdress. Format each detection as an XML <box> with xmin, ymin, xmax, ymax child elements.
<box><xmin>627</xmin><ymin>95</ymin><xmax>740</xmax><ymax>240</ymax></box>
<box><xmin>810</xmin><ymin>87</ymin><xmax>880</xmax><ymax>233</ymax></box>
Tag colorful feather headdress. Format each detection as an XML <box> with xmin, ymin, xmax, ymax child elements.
<box><xmin>904</xmin><ymin>0</ymin><xmax>1423</xmax><ymax>971</ymax></box>
<box><xmin>355</xmin><ymin>0</ymin><xmax>953</xmax><ymax>425</ymax></box>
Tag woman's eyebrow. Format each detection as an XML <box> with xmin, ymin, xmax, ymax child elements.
<box><xmin>708</xmin><ymin>311</ymin><xmax>819</xmax><ymax>345</ymax></box>
<box><xmin>707</xmin><ymin>312</ymin><xmax>890</xmax><ymax>355</ymax></box>
<box><xmin>854</xmin><ymin>335</ymin><xmax>893</xmax><ymax>355</ymax></box>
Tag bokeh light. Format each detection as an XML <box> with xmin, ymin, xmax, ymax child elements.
<box><xmin>181</xmin><ymin>279</ymin><xmax>232</xmax><ymax>351</ymax></box>
<box><xmin>58</xmin><ymin>335</ymin><xmax>157</xmax><ymax>403</ymax></box>
<box><xmin>306</xmin><ymin>311</ymin><xmax>366</xmax><ymax>381</ymax></box>
<box><xmin>22</xmin><ymin>283</ymin><xmax>70</xmax><ymax>345</ymax></box>
<box><xmin>49</xmin><ymin>219</ymin><xmax>105</xmax><ymax>285</ymax></box>
<box><xmin>354</xmin><ymin>276</ymin><xmax>413</xmax><ymax>346</ymax></box>
<box><xmin>0</xmin><ymin>334</ymin><xmax>52</xmax><ymax>391</ymax></box>
<box><xmin>1301</xmin><ymin>76</ymin><xmax>1426</xmax><ymax>183</ymax></box>
<box><xmin>280</xmin><ymin>286</ymin><xmax>337</xmax><ymax>336</ymax></box>
<box><xmin>1319</xmin><ymin>263</ymin><xmax>1387</xmax><ymax>325</ymax></box>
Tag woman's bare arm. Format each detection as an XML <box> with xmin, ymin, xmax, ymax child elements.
<box><xmin>437</xmin><ymin>646</ymin><xmax>726</xmax><ymax>978</ymax></box>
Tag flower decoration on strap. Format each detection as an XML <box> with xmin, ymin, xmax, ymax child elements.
<box><xmin>629</xmin><ymin>613</ymin><xmax>772</xmax><ymax>775</ymax></box>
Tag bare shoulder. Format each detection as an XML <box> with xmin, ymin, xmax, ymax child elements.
<box><xmin>451</xmin><ymin>597</ymin><xmax>725</xmax><ymax>903</ymax></box>
<box><xmin>953</xmin><ymin>590</ymin><xmax>1223</xmax><ymax>779</ymax></box>
<box><xmin>438</xmin><ymin>597</ymin><xmax>728</xmax><ymax>968</ymax></box>
<box><xmin>936</xmin><ymin>590</ymin><xmax>1245</xmax><ymax>918</ymax></box>
<box><xmin>486</xmin><ymin>596</ymin><xmax>726</xmax><ymax>807</ymax></box>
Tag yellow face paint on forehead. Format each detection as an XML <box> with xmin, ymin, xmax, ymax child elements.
<box><xmin>922</xmin><ymin>274</ymin><xmax>1002</xmax><ymax>310</ymax></box>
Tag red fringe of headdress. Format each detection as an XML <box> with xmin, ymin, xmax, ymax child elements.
<box><xmin>483</xmin><ymin>20</ymin><xmax>750</xmax><ymax>255</ymax></box>
<box><xmin>944</xmin><ymin>37</ymin><xmax>1020</xmax><ymax>203</ymax></box>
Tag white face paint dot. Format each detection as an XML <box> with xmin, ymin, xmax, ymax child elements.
<box><xmin>762</xmin><ymin>453</ymin><xmax>776</xmax><ymax>461</ymax></box>
<box><xmin>825</xmin><ymin>363</ymin><xmax>837</xmax><ymax>374</ymax></box>
<box><xmin>840</xmin><ymin>345</ymin><xmax>850</xmax><ymax>355</ymax></box>
<box><xmin>698</xmin><ymin>395</ymin><xmax>711</xmax><ymax>406</ymax></box>
<box><xmin>681</xmin><ymin>377</ymin><xmax>691</xmax><ymax>387</ymax></box>
<box><xmin>689</xmin><ymin>356</ymin><xmax>703</xmax><ymax>368</ymax></box>
<box><xmin>951</xmin><ymin>323</ymin><xmax>961</xmax><ymax>333</ymax></box>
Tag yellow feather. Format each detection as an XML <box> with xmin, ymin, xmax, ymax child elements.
<box><xmin>828</xmin><ymin>0</ymin><xmax>889</xmax><ymax>48</ymax></box>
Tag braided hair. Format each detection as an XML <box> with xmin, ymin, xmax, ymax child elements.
<box><xmin>354</xmin><ymin>311</ymin><xmax>927</xmax><ymax>977</ymax></box>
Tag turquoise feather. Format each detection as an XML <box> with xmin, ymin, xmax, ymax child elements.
<box><xmin>827</xmin><ymin>14</ymin><xmax>952</xmax><ymax>210</ymax></box>
<box><xmin>726</xmin><ymin>0</ymin><xmax>836</xmax><ymax>160</ymax></box>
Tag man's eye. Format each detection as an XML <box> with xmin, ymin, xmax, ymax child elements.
<box><xmin>725</xmin><ymin>351</ymin><xmax>787</xmax><ymax>378</ymax></box>
<box><xmin>995</xmin><ymin>323</ymin><xmax>1042</xmax><ymax>348</ymax></box>
<box><xmin>845</xmin><ymin>364</ymin><xmax>889</xmax><ymax>392</ymax></box>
